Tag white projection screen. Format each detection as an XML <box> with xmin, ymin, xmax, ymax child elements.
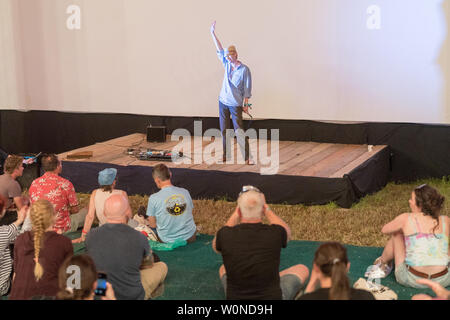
<box><xmin>0</xmin><ymin>0</ymin><xmax>449</xmax><ymax>124</ymax></box>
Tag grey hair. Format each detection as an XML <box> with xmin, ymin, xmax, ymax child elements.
<box><xmin>237</xmin><ymin>190</ymin><xmax>264</xmax><ymax>220</ymax></box>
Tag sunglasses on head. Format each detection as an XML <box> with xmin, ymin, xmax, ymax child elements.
<box><xmin>415</xmin><ymin>183</ymin><xmax>427</xmax><ymax>191</ymax></box>
<box><xmin>239</xmin><ymin>185</ymin><xmax>261</xmax><ymax>196</ymax></box>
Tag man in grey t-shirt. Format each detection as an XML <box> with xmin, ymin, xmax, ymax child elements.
<box><xmin>86</xmin><ymin>194</ymin><xmax>167</xmax><ymax>300</ymax></box>
<box><xmin>0</xmin><ymin>155</ymin><xmax>26</xmax><ymax>226</ymax></box>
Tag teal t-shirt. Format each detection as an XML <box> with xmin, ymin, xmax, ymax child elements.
<box><xmin>146</xmin><ymin>186</ymin><xmax>197</xmax><ymax>243</ymax></box>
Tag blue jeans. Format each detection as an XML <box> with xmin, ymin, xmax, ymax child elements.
<box><xmin>219</xmin><ymin>101</ymin><xmax>250</xmax><ymax>161</ymax></box>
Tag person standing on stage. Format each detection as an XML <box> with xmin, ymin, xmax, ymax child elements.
<box><xmin>210</xmin><ymin>21</ymin><xmax>253</xmax><ymax>165</ymax></box>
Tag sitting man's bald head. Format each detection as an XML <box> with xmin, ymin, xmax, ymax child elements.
<box><xmin>104</xmin><ymin>194</ymin><xmax>129</xmax><ymax>223</ymax></box>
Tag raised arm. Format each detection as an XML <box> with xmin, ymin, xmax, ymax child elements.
<box><xmin>260</xmin><ymin>194</ymin><xmax>291</xmax><ymax>241</ymax></box>
<box><xmin>210</xmin><ymin>21</ymin><xmax>223</xmax><ymax>52</ymax></box>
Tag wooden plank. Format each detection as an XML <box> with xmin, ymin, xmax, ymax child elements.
<box><xmin>277</xmin><ymin>142</ymin><xmax>332</xmax><ymax>175</ymax></box>
<box><xmin>59</xmin><ymin>133</ymin><xmax>388</xmax><ymax>179</ymax></box>
<box><xmin>289</xmin><ymin>143</ymin><xmax>344</xmax><ymax>176</ymax></box>
<box><xmin>60</xmin><ymin>143</ymin><xmax>118</xmax><ymax>162</ymax></box>
<box><xmin>229</xmin><ymin>140</ymin><xmax>295</xmax><ymax>173</ymax></box>
<box><xmin>300</xmin><ymin>145</ymin><xmax>367</xmax><ymax>178</ymax></box>
<box><xmin>101</xmin><ymin>133</ymin><xmax>146</xmax><ymax>147</ymax></box>
<box><xmin>317</xmin><ymin>145</ymin><xmax>368</xmax><ymax>178</ymax></box>
<box><xmin>329</xmin><ymin>145</ymin><xmax>388</xmax><ymax>178</ymax></box>
<box><xmin>277</xmin><ymin>142</ymin><xmax>319</xmax><ymax>166</ymax></box>
<box><xmin>183</xmin><ymin>137</ymin><xmax>220</xmax><ymax>169</ymax></box>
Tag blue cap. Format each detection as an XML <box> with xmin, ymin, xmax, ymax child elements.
<box><xmin>98</xmin><ymin>168</ymin><xmax>117</xmax><ymax>186</ymax></box>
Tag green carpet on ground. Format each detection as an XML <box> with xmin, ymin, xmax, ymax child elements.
<box><xmin>66</xmin><ymin>231</ymin><xmax>441</xmax><ymax>300</ymax></box>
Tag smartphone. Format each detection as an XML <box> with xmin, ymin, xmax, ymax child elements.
<box><xmin>94</xmin><ymin>272</ymin><xmax>107</xmax><ymax>296</ymax></box>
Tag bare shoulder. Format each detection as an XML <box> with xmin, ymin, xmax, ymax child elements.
<box><xmin>394</xmin><ymin>212</ymin><xmax>409</xmax><ymax>222</ymax></box>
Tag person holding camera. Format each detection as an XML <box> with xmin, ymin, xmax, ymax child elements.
<box><xmin>212</xmin><ymin>186</ymin><xmax>309</xmax><ymax>300</ymax></box>
<box><xmin>210</xmin><ymin>21</ymin><xmax>253</xmax><ymax>165</ymax></box>
<box><xmin>56</xmin><ymin>254</ymin><xmax>116</xmax><ymax>300</ymax></box>
<box><xmin>86</xmin><ymin>193</ymin><xmax>167</xmax><ymax>300</ymax></box>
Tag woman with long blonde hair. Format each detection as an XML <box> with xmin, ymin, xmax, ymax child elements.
<box><xmin>9</xmin><ymin>199</ymin><xmax>73</xmax><ymax>299</ymax></box>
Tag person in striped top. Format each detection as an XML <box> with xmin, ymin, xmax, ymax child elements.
<box><xmin>0</xmin><ymin>195</ymin><xmax>28</xmax><ymax>296</ymax></box>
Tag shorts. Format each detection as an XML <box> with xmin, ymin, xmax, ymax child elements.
<box><xmin>395</xmin><ymin>262</ymin><xmax>450</xmax><ymax>288</ymax></box>
<box><xmin>220</xmin><ymin>273</ymin><xmax>303</xmax><ymax>300</ymax></box>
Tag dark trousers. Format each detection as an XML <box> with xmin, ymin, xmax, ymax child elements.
<box><xmin>219</xmin><ymin>101</ymin><xmax>250</xmax><ymax>161</ymax></box>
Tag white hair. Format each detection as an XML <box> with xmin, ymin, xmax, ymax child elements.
<box><xmin>238</xmin><ymin>190</ymin><xmax>264</xmax><ymax>220</ymax></box>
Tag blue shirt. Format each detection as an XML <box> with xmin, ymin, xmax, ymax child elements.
<box><xmin>217</xmin><ymin>50</ymin><xmax>252</xmax><ymax>107</ymax></box>
<box><xmin>146</xmin><ymin>186</ymin><xmax>197</xmax><ymax>243</ymax></box>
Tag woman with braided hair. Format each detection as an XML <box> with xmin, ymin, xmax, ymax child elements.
<box><xmin>9</xmin><ymin>199</ymin><xmax>73</xmax><ymax>299</ymax></box>
<box><xmin>299</xmin><ymin>242</ymin><xmax>375</xmax><ymax>300</ymax></box>
<box><xmin>366</xmin><ymin>184</ymin><xmax>449</xmax><ymax>288</ymax></box>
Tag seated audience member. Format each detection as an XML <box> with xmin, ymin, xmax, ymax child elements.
<box><xmin>26</xmin><ymin>153</ymin><xmax>87</xmax><ymax>234</ymax></box>
<box><xmin>212</xmin><ymin>185</ymin><xmax>309</xmax><ymax>300</ymax></box>
<box><xmin>0</xmin><ymin>155</ymin><xmax>26</xmax><ymax>225</ymax></box>
<box><xmin>0</xmin><ymin>149</ymin><xmax>34</xmax><ymax>176</ymax></box>
<box><xmin>86</xmin><ymin>194</ymin><xmax>167</xmax><ymax>300</ymax></box>
<box><xmin>366</xmin><ymin>184</ymin><xmax>449</xmax><ymax>288</ymax></box>
<box><xmin>56</xmin><ymin>254</ymin><xmax>116</xmax><ymax>300</ymax></box>
<box><xmin>299</xmin><ymin>242</ymin><xmax>375</xmax><ymax>300</ymax></box>
<box><xmin>146</xmin><ymin>163</ymin><xmax>197</xmax><ymax>243</ymax></box>
<box><xmin>412</xmin><ymin>278</ymin><xmax>450</xmax><ymax>300</ymax></box>
<box><xmin>9</xmin><ymin>199</ymin><xmax>73</xmax><ymax>300</ymax></box>
<box><xmin>73</xmin><ymin>168</ymin><xmax>133</xmax><ymax>243</ymax></box>
<box><xmin>0</xmin><ymin>148</ymin><xmax>8</xmax><ymax>175</ymax></box>
<box><xmin>0</xmin><ymin>195</ymin><xmax>28</xmax><ymax>296</ymax></box>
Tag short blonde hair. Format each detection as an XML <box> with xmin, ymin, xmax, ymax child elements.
<box><xmin>227</xmin><ymin>45</ymin><xmax>237</xmax><ymax>54</ymax></box>
<box><xmin>237</xmin><ymin>190</ymin><xmax>264</xmax><ymax>220</ymax></box>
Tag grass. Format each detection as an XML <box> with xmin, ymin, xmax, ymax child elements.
<box><xmin>76</xmin><ymin>177</ymin><xmax>450</xmax><ymax>247</ymax></box>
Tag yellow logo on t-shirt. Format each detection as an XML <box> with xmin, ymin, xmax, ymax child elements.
<box><xmin>165</xmin><ymin>194</ymin><xmax>187</xmax><ymax>216</ymax></box>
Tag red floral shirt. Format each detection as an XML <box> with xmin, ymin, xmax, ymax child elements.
<box><xmin>29</xmin><ymin>172</ymin><xmax>79</xmax><ymax>233</ymax></box>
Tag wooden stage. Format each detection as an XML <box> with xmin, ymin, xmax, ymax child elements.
<box><xmin>59</xmin><ymin>133</ymin><xmax>388</xmax><ymax>178</ymax></box>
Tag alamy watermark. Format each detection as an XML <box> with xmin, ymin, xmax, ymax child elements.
<box><xmin>170</xmin><ymin>121</ymin><xmax>280</xmax><ymax>175</ymax></box>
<box><xmin>66</xmin><ymin>265</ymin><xmax>81</xmax><ymax>290</ymax></box>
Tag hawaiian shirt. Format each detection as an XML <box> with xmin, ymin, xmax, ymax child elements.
<box><xmin>29</xmin><ymin>172</ymin><xmax>79</xmax><ymax>233</ymax></box>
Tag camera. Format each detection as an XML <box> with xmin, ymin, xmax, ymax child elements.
<box><xmin>94</xmin><ymin>272</ymin><xmax>107</xmax><ymax>296</ymax></box>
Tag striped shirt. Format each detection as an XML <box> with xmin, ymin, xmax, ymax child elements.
<box><xmin>0</xmin><ymin>224</ymin><xmax>19</xmax><ymax>295</ymax></box>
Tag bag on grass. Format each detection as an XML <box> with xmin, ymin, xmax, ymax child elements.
<box><xmin>135</xmin><ymin>224</ymin><xmax>159</xmax><ymax>242</ymax></box>
<box><xmin>353</xmin><ymin>277</ymin><xmax>398</xmax><ymax>300</ymax></box>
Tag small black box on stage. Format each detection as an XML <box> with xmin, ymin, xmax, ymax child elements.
<box><xmin>146</xmin><ymin>126</ymin><xmax>166</xmax><ymax>142</ymax></box>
